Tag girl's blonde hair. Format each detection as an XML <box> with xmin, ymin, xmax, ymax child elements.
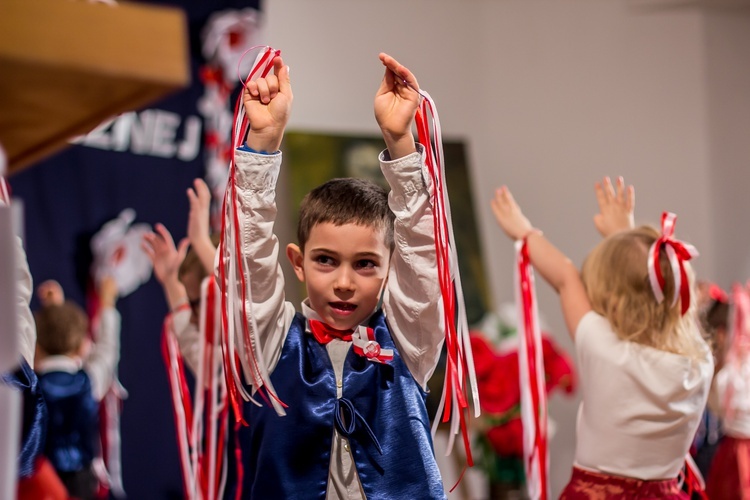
<box><xmin>581</xmin><ymin>225</ymin><xmax>705</xmax><ymax>359</ymax></box>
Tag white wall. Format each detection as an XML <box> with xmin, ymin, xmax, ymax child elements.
<box><xmin>704</xmin><ymin>11</ymin><xmax>750</xmax><ymax>289</ymax></box>
<box><xmin>261</xmin><ymin>0</ymin><xmax>742</xmax><ymax>496</ymax></box>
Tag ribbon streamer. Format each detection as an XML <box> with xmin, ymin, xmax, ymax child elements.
<box><xmin>411</xmin><ymin>86</ymin><xmax>478</xmax><ymax>470</ymax></box>
<box><xmin>514</xmin><ymin>239</ymin><xmax>549</xmax><ymax>500</ymax></box>
<box><xmin>162</xmin><ymin>277</ymin><xmax>230</xmax><ymax>500</ymax></box>
<box><xmin>218</xmin><ymin>45</ymin><xmax>287</xmax><ymax>420</ymax></box>
<box><xmin>647</xmin><ymin>212</ymin><xmax>699</xmax><ymax>315</ymax></box>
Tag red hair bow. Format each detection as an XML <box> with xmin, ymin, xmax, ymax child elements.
<box><xmin>647</xmin><ymin>212</ymin><xmax>699</xmax><ymax>315</ymax></box>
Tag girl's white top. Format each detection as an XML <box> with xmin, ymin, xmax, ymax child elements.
<box><xmin>574</xmin><ymin>311</ymin><xmax>713</xmax><ymax>479</ymax></box>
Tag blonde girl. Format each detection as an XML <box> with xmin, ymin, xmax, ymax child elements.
<box><xmin>491</xmin><ymin>177</ymin><xmax>713</xmax><ymax>499</ymax></box>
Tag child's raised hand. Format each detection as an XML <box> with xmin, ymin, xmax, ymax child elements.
<box><xmin>593</xmin><ymin>176</ymin><xmax>634</xmax><ymax>237</ymax></box>
<box><xmin>374</xmin><ymin>53</ymin><xmax>420</xmax><ymax>159</ymax></box>
<box><xmin>37</xmin><ymin>280</ymin><xmax>65</xmax><ymax>307</ymax></box>
<box><xmin>491</xmin><ymin>186</ymin><xmax>534</xmax><ymax>241</ymax></box>
<box><xmin>141</xmin><ymin>224</ymin><xmax>189</xmax><ymax>287</ymax></box>
<box><xmin>186</xmin><ymin>178</ymin><xmax>211</xmax><ymax>248</ymax></box>
<box><xmin>242</xmin><ymin>55</ymin><xmax>292</xmax><ymax>153</ymax></box>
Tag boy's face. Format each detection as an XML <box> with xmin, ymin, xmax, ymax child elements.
<box><xmin>287</xmin><ymin>222</ymin><xmax>390</xmax><ymax>331</ymax></box>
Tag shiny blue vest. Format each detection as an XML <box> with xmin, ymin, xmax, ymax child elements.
<box><xmin>38</xmin><ymin>369</ymin><xmax>98</xmax><ymax>472</ymax></box>
<box><xmin>2</xmin><ymin>358</ymin><xmax>47</xmax><ymax>478</ymax></box>
<box><xmin>241</xmin><ymin>311</ymin><xmax>446</xmax><ymax>499</ymax></box>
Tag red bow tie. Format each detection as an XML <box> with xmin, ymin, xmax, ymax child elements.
<box><xmin>308</xmin><ymin>319</ymin><xmax>353</xmax><ymax>345</ymax></box>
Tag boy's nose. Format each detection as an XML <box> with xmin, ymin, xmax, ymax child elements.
<box><xmin>334</xmin><ymin>269</ymin><xmax>355</xmax><ymax>291</ymax></box>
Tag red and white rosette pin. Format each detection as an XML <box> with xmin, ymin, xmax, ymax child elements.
<box><xmin>352</xmin><ymin>326</ymin><xmax>393</xmax><ymax>364</ymax></box>
<box><xmin>218</xmin><ymin>45</ymin><xmax>287</xmax><ymax>421</ymax></box>
<box><xmin>647</xmin><ymin>212</ymin><xmax>699</xmax><ymax>315</ymax></box>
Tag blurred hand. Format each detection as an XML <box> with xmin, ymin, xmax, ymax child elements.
<box><xmin>593</xmin><ymin>176</ymin><xmax>634</xmax><ymax>237</ymax></box>
<box><xmin>37</xmin><ymin>280</ymin><xmax>65</xmax><ymax>307</ymax></box>
<box><xmin>490</xmin><ymin>186</ymin><xmax>534</xmax><ymax>241</ymax></box>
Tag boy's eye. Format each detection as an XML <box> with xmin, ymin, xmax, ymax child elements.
<box><xmin>355</xmin><ymin>259</ymin><xmax>377</xmax><ymax>270</ymax></box>
<box><xmin>314</xmin><ymin>255</ymin><xmax>336</xmax><ymax>266</ymax></box>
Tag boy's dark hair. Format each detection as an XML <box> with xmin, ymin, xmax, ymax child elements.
<box><xmin>297</xmin><ymin>178</ymin><xmax>395</xmax><ymax>252</ymax></box>
<box><xmin>35</xmin><ymin>301</ymin><xmax>89</xmax><ymax>355</ymax></box>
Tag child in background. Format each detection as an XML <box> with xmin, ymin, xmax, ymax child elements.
<box><xmin>34</xmin><ymin>277</ymin><xmax>120</xmax><ymax>500</ymax></box>
<box><xmin>706</xmin><ymin>284</ymin><xmax>750</xmax><ymax>499</ymax></box>
<box><xmin>142</xmin><ymin>177</ymin><xmax>218</xmax><ymax>374</ymax></box>
<box><xmin>690</xmin><ymin>282</ymin><xmax>729</xmax><ymax>482</ymax></box>
<box><xmin>223</xmin><ymin>52</ymin><xmax>446</xmax><ymax>498</ymax></box>
<box><xmin>490</xmin><ymin>177</ymin><xmax>713</xmax><ymax>498</ymax></box>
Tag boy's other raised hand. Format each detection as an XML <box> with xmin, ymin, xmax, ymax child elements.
<box><xmin>593</xmin><ymin>176</ymin><xmax>634</xmax><ymax>237</ymax></box>
<box><xmin>242</xmin><ymin>55</ymin><xmax>292</xmax><ymax>153</ymax></box>
<box><xmin>490</xmin><ymin>186</ymin><xmax>534</xmax><ymax>241</ymax></box>
<box><xmin>374</xmin><ymin>53</ymin><xmax>419</xmax><ymax>159</ymax></box>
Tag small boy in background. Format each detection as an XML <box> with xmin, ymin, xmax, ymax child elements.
<box><xmin>34</xmin><ymin>277</ymin><xmax>121</xmax><ymax>500</ymax></box>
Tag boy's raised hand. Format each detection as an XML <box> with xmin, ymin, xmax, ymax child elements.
<box><xmin>243</xmin><ymin>55</ymin><xmax>292</xmax><ymax>153</ymax></box>
<box><xmin>374</xmin><ymin>53</ymin><xmax>420</xmax><ymax>159</ymax></box>
<box><xmin>593</xmin><ymin>176</ymin><xmax>634</xmax><ymax>237</ymax></box>
<box><xmin>491</xmin><ymin>186</ymin><xmax>534</xmax><ymax>241</ymax></box>
<box><xmin>141</xmin><ymin>224</ymin><xmax>189</xmax><ymax>287</ymax></box>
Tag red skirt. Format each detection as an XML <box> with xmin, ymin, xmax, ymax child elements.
<box><xmin>706</xmin><ymin>435</ymin><xmax>750</xmax><ymax>500</ymax></box>
<box><xmin>559</xmin><ymin>466</ymin><xmax>687</xmax><ymax>500</ymax></box>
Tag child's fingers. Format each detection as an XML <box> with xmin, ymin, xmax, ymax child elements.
<box><xmin>255</xmin><ymin>78</ymin><xmax>271</xmax><ymax>103</ymax></box>
<box><xmin>176</xmin><ymin>238</ymin><xmax>190</xmax><ymax>262</ymax></box>
<box><xmin>245</xmin><ymin>81</ymin><xmax>260</xmax><ymax>98</ymax></box>
<box><xmin>379</xmin><ymin>52</ymin><xmax>419</xmax><ymax>91</ymax></box>
<box><xmin>602</xmin><ymin>176</ymin><xmax>615</xmax><ymax>201</ymax></box>
<box><xmin>194</xmin><ymin>178</ymin><xmax>211</xmax><ymax>203</ymax></box>
<box><xmin>154</xmin><ymin>223</ymin><xmax>176</xmax><ymax>247</ymax></box>
<box><xmin>615</xmin><ymin>176</ymin><xmax>625</xmax><ymax>204</ymax></box>
<box><xmin>626</xmin><ymin>185</ymin><xmax>635</xmax><ymax>211</ymax></box>
<box><xmin>273</xmin><ymin>56</ymin><xmax>292</xmax><ymax>97</ymax></box>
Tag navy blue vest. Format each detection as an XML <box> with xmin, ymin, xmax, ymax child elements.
<box><xmin>240</xmin><ymin>311</ymin><xmax>446</xmax><ymax>499</ymax></box>
<box><xmin>38</xmin><ymin>369</ymin><xmax>98</xmax><ymax>473</ymax></box>
<box><xmin>2</xmin><ymin>358</ymin><xmax>47</xmax><ymax>478</ymax></box>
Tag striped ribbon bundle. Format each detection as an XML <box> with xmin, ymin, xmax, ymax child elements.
<box><xmin>412</xmin><ymin>87</ymin><xmax>479</xmax><ymax>472</ymax></box>
<box><xmin>162</xmin><ymin>277</ymin><xmax>230</xmax><ymax>500</ymax></box>
<box><xmin>218</xmin><ymin>46</ymin><xmax>287</xmax><ymax>420</ymax></box>
<box><xmin>514</xmin><ymin>239</ymin><xmax>549</xmax><ymax>500</ymax></box>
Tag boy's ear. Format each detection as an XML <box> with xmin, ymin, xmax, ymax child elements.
<box><xmin>286</xmin><ymin>243</ymin><xmax>305</xmax><ymax>282</ymax></box>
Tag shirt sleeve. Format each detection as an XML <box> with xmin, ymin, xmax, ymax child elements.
<box><xmin>379</xmin><ymin>144</ymin><xmax>444</xmax><ymax>390</ymax></box>
<box><xmin>85</xmin><ymin>307</ymin><xmax>121</xmax><ymax>401</ymax></box>
<box><xmin>170</xmin><ymin>308</ymin><xmax>202</xmax><ymax>375</ymax></box>
<box><xmin>229</xmin><ymin>149</ymin><xmax>294</xmax><ymax>380</ymax></box>
<box><xmin>15</xmin><ymin>236</ymin><xmax>36</xmax><ymax>368</ymax></box>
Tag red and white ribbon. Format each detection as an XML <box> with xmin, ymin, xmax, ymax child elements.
<box><xmin>352</xmin><ymin>326</ymin><xmax>393</xmax><ymax>364</ymax></box>
<box><xmin>647</xmin><ymin>212</ymin><xmax>699</xmax><ymax>315</ymax></box>
<box><xmin>0</xmin><ymin>176</ymin><xmax>10</xmax><ymax>206</ymax></box>
<box><xmin>682</xmin><ymin>453</ymin><xmax>707</xmax><ymax>499</ymax></box>
<box><xmin>162</xmin><ymin>277</ymin><xmax>230</xmax><ymax>500</ymax></box>
<box><xmin>218</xmin><ymin>45</ymin><xmax>287</xmax><ymax>420</ymax></box>
<box><xmin>514</xmin><ymin>239</ymin><xmax>549</xmax><ymax>500</ymax></box>
<box><xmin>411</xmin><ymin>87</ymin><xmax>478</xmax><ymax>470</ymax></box>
